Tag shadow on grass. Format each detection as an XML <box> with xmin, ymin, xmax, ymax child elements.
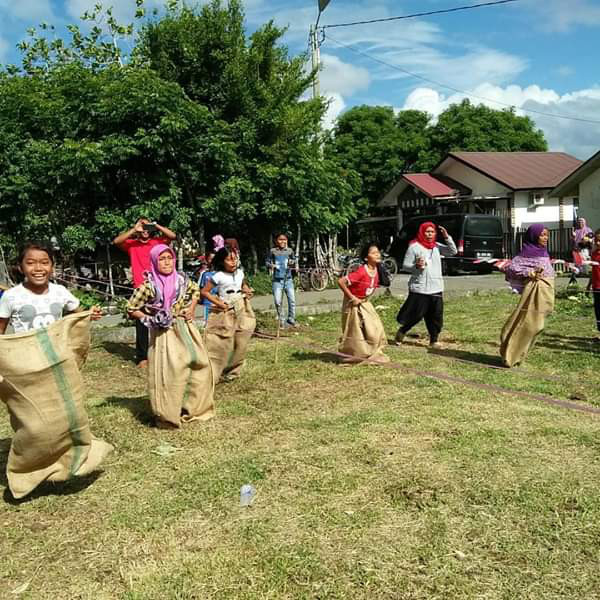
<box><xmin>0</xmin><ymin>438</ymin><xmax>104</xmax><ymax>503</ymax></box>
<box><xmin>3</xmin><ymin>472</ymin><xmax>104</xmax><ymax>505</ymax></box>
<box><xmin>534</xmin><ymin>333</ymin><xmax>598</xmax><ymax>353</ymax></box>
<box><xmin>101</xmin><ymin>395</ymin><xmax>153</xmax><ymax>425</ymax></box>
<box><xmin>428</xmin><ymin>347</ymin><xmax>505</xmax><ymax>367</ymax></box>
<box><xmin>290</xmin><ymin>350</ymin><xmax>349</xmax><ymax>364</ymax></box>
<box><xmin>101</xmin><ymin>341</ymin><xmax>136</xmax><ymax>362</ymax></box>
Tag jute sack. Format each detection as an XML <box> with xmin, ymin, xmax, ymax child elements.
<box><xmin>205</xmin><ymin>297</ymin><xmax>256</xmax><ymax>382</ymax></box>
<box><xmin>338</xmin><ymin>297</ymin><xmax>389</xmax><ymax>363</ymax></box>
<box><xmin>0</xmin><ymin>312</ymin><xmax>113</xmax><ymax>499</ymax></box>
<box><xmin>148</xmin><ymin>318</ymin><xmax>215</xmax><ymax>427</ymax></box>
<box><xmin>500</xmin><ymin>277</ymin><xmax>555</xmax><ymax>368</ymax></box>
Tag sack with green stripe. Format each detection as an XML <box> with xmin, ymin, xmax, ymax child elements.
<box><xmin>148</xmin><ymin>318</ymin><xmax>215</xmax><ymax>428</ymax></box>
<box><xmin>0</xmin><ymin>312</ymin><xmax>113</xmax><ymax>499</ymax></box>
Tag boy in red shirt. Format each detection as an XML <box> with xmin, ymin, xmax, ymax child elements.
<box><xmin>113</xmin><ymin>218</ymin><xmax>176</xmax><ymax>365</ymax></box>
<box><xmin>588</xmin><ymin>228</ymin><xmax>600</xmax><ymax>339</ymax></box>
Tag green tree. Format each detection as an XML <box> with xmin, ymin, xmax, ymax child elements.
<box><xmin>138</xmin><ymin>0</ymin><xmax>359</xmax><ymax>254</ymax></box>
<box><xmin>422</xmin><ymin>99</ymin><xmax>548</xmax><ymax>168</ymax></box>
<box><xmin>324</xmin><ymin>105</ymin><xmax>431</xmax><ymax>215</ymax></box>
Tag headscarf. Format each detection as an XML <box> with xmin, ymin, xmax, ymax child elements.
<box><xmin>148</xmin><ymin>244</ymin><xmax>178</xmax><ymax>310</ymax></box>
<box><xmin>519</xmin><ymin>224</ymin><xmax>549</xmax><ymax>259</ymax></box>
<box><xmin>212</xmin><ymin>234</ymin><xmax>225</xmax><ymax>252</ymax></box>
<box><xmin>574</xmin><ymin>218</ymin><xmax>593</xmax><ymax>245</ymax></box>
<box><xmin>410</xmin><ymin>221</ymin><xmax>437</xmax><ymax>250</ymax></box>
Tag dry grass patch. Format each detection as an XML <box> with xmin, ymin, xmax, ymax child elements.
<box><xmin>1</xmin><ymin>291</ymin><xmax>600</xmax><ymax>598</ymax></box>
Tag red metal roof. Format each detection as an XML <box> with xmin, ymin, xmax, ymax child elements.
<box><xmin>402</xmin><ymin>173</ymin><xmax>462</xmax><ymax>198</ymax></box>
<box><xmin>447</xmin><ymin>152</ymin><xmax>582</xmax><ymax>190</ymax></box>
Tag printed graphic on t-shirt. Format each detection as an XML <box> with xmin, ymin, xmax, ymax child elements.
<box><xmin>0</xmin><ymin>283</ymin><xmax>80</xmax><ymax>333</ymax></box>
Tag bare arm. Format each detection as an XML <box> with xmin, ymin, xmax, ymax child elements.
<box><xmin>128</xmin><ymin>309</ymin><xmax>146</xmax><ymax>321</ymax></box>
<box><xmin>0</xmin><ymin>317</ymin><xmax>8</xmax><ymax>334</ymax></box>
<box><xmin>156</xmin><ymin>223</ymin><xmax>177</xmax><ymax>241</ymax></box>
<box><xmin>113</xmin><ymin>221</ymin><xmax>141</xmax><ymax>248</ymax></box>
<box><xmin>338</xmin><ymin>276</ymin><xmax>360</xmax><ymax>305</ymax></box>
<box><xmin>200</xmin><ymin>278</ymin><xmax>228</xmax><ymax>312</ymax></box>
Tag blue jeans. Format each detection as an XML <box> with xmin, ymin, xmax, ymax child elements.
<box><xmin>272</xmin><ymin>279</ymin><xmax>296</xmax><ymax>325</ymax></box>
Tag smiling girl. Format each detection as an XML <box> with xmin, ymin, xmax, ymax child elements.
<box><xmin>0</xmin><ymin>242</ymin><xmax>101</xmax><ymax>334</ymax></box>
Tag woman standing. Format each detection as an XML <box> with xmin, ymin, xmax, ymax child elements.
<box><xmin>394</xmin><ymin>222</ymin><xmax>457</xmax><ymax>349</ymax></box>
<box><xmin>500</xmin><ymin>224</ymin><xmax>555</xmax><ymax>367</ymax></box>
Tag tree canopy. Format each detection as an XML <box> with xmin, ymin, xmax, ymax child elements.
<box><xmin>0</xmin><ymin>0</ymin><xmax>359</xmax><ymax>258</ymax></box>
<box><xmin>325</xmin><ymin>100</ymin><xmax>548</xmax><ymax>214</ymax></box>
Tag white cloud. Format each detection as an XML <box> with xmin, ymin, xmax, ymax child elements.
<box><xmin>529</xmin><ymin>0</ymin><xmax>600</xmax><ymax>32</ymax></box>
<box><xmin>401</xmin><ymin>84</ymin><xmax>600</xmax><ymax>160</ymax></box>
<box><xmin>0</xmin><ymin>0</ymin><xmax>55</xmax><ymax>22</ymax></box>
<box><xmin>0</xmin><ymin>36</ymin><xmax>9</xmax><ymax>63</ymax></box>
<box><xmin>319</xmin><ymin>53</ymin><xmax>370</xmax><ymax>97</ymax></box>
<box><xmin>64</xmin><ymin>0</ymin><xmax>163</xmax><ymax>24</ymax></box>
<box><xmin>322</xmin><ymin>92</ymin><xmax>346</xmax><ymax>130</ymax></box>
<box><xmin>557</xmin><ymin>66</ymin><xmax>574</xmax><ymax>77</ymax></box>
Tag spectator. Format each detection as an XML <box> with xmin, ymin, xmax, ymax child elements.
<box><xmin>113</xmin><ymin>218</ymin><xmax>176</xmax><ymax>367</ymax></box>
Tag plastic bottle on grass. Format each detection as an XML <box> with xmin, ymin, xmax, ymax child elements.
<box><xmin>240</xmin><ymin>484</ymin><xmax>256</xmax><ymax>507</ymax></box>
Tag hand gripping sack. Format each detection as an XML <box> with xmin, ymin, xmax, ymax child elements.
<box><xmin>0</xmin><ymin>312</ymin><xmax>113</xmax><ymax>499</ymax></box>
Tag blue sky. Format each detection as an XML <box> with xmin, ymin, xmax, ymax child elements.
<box><xmin>1</xmin><ymin>0</ymin><xmax>599</xmax><ymax>159</ymax></box>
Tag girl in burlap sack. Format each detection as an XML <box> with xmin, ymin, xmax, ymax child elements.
<box><xmin>201</xmin><ymin>244</ymin><xmax>256</xmax><ymax>383</ymax></box>
<box><xmin>0</xmin><ymin>242</ymin><xmax>112</xmax><ymax>499</ymax></box>
<box><xmin>127</xmin><ymin>244</ymin><xmax>215</xmax><ymax>429</ymax></box>
<box><xmin>337</xmin><ymin>242</ymin><xmax>389</xmax><ymax>364</ymax></box>
<box><xmin>499</xmin><ymin>224</ymin><xmax>555</xmax><ymax>367</ymax></box>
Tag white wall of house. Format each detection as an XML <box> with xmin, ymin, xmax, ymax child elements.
<box><xmin>435</xmin><ymin>160</ymin><xmax>511</xmax><ymax>197</ymax></box>
<box><xmin>579</xmin><ymin>167</ymin><xmax>600</xmax><ymax>230</ymax></box>
<box><xmin>512</xmin><ymin>192</ymin><xmax>574</xmax><ymax>229</ymax></box>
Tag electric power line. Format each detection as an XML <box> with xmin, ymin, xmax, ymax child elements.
<box><xmin>321</xmin><ymin>0</ymin><xmax>520</xmax><ymax>30</ymax></box>
<box><xmin>325</xmin><ymin>34</ymin><xmax>600</xmax><ymax>126</ymax></box>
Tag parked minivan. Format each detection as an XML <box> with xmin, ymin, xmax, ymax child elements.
<box><xmin>390</xmin><ymin>214</ymin><xmax>504</xmax><ymax>275</ymax></box>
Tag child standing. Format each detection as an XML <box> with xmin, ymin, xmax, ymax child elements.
<box><xmin>201</xmin><ymin>245</ymin><xmax>256</xmax><ymax>383</ymax></box>
<box><xmin>394</xmin><ymin>222</ymin><xmax>457</xmax><ymax>349</ymax></box>
<box><xmin>0</xmin><ymin>243</ymin><xmax>112</xmax><ymax>499</ymax></box>
<box><xmin>337</xmin><ymin>242</ymin><xmax>389</xmax><ymax>363</ymax></box>
<box><xmin>127</xmin><ymin>244</ymin><xmax>215</xmax><ymax>429</ymax></box>
<box><xmin>268</xmin><ymin>233</ymin><xmax>297</xmax><ymax>328</ymax></box>
<box><xmin>587</xmin><ymin>228</ymin><xmax>600</xmax><ymax>339</ymax></box>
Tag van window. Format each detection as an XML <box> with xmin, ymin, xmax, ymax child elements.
<box><xmin>465</xmin><ymin>218</ymin><xmax>503</xmax><ymax>237</ymax></box>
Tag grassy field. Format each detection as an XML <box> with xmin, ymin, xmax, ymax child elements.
<box><xmin>1</xmin><ymin>289</ymin><xmax>600</xmax><ymax>599</ymax></box>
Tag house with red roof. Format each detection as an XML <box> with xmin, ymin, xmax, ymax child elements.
<box><xmin>380</xmin><ymin>151</ymin><xmax>583</xmax><ymax>234</ymax></box>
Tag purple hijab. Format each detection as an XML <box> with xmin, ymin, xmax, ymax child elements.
<box><xmin>148</xmin><ymin>244</ymin><xmax>178</xmax><ymax>310</ymax></box>
<box><xmin>519</xmin><ymin>224</ymin><xmax>549</xmax><ymax>259</ymax></box>
<box><xmin>574</xmin><ymin>218</ymin><xmax>593</xmax><ymax>245</ymax></box>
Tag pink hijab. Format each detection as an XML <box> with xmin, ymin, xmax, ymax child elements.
<box><xmin>149</xmin><ymin>244</ymin><xmax>178</xmax><ymax>310</ymax></box>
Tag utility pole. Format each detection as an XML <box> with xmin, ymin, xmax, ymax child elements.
<box><xmin>311</xmin><ymin>0</ymin><xmax>331</xmax><ymax>99</ymax></box>
<box><xmin>310</xmin><ymin>24</ymin><xmax>321</xmax><ymax>98</ymax></box>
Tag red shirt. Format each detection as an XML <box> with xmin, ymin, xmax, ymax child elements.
<box><xmin>592</xmin><ymin>249</ymin><xmax>600</xmax><ymax>290</ymax></box>
<box><xmin>121</xmin><ymin>237</ymin><xmax>170</xmax><ymax>288</ymax></box>
<box><xmin>346</xmin><ymin>265</ymin><xmax>379</xmax><ymax>299</ymax></box>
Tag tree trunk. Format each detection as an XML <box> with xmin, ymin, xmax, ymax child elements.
<box><xmin>250</xmin><ymin>243</ymin><xmax>258</xmax><ymax>275</ymax></box>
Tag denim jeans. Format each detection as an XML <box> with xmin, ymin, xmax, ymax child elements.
<box><xmin>272</xmin><ymin>278</ymin><xmax>296</xmax><ymax>325</ymax></box>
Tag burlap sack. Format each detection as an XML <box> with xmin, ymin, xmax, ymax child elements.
<box><xmin>148</xmin><ymin>318</ymin><xmax>215</xmax><ymax>427</ymax></box>
<box><xmin>338</xmin><ymin>297</ymin><xmax>389</xmax><ymax>363</ymax></box>
<box><xmin>500</xmin><ymin>277</ymin><xmax>555</xmax><ymax>367</ymax></box>
<box><xmin>0</xmin><ymin>312</ymin><xmax>113</xmax><ymax>499</ymax></box>
<box><xmin>205</xmin><ymin>297</ymin><xmax>256</xmax><ymax>382</ymax></box>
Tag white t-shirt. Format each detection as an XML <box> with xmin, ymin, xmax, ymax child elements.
<box><xmin>0</xmin><ymin>283</ymin><xmax>80</xmax><ymax>333</ymax></box>
<box><xmin>211</xmin><ymin>269</ymin><xmax>245</xmax><ymax>303</ymax></box>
